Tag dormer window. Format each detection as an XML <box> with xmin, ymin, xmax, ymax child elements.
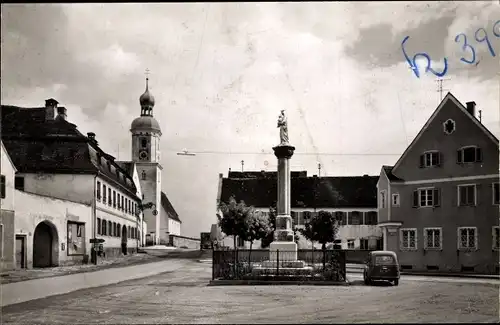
<box><xmin>457</xmin><ymin>146</ymin><xmax>482</xmax><ymax>164</ymax></box>
<box><xmin>419</xmin><ymin>151</ymin><xmax>441</xmax><ymax>168</ymax></box>
<box><xmin>141</xmin><ymin>138</ymin><xmax>147</xmax><ymax>148</ymax></box>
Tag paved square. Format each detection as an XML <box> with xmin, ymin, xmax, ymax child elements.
<box><xmin>2</xmin><ymin>261</ymin><xmax>499</xmax><ymax>324</ymax></box>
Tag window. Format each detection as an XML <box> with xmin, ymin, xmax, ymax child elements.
<box><xmin>141</xmin><ymin>170</ymin><xmax>146</xmax><ymax>180</ymax></box>
<box><xmin>108</xmin><ymin>188</ymin><xmax>112</xmax><ymax>205</ymax></box>
<box><xmin>493</xmin><ymin>227</ymin><xmax>500</xmax><ymax>250</ymax></box>
<box><xmin>419</xmin><ymin>151</ymin><xmax>441</xmax><ymax>168</ymax></box>
<box><xmin>96</xmin><ymin>181</ymin><xmax>101</xmax><ymax>200</ymax></box>
<box><xmin>413</xmin><ymin>188</ymin><xmax>440</xmax><ymax>208</ymax></box>
<box><xmin>117</xmin><ymin>223</ymin><xmax>121</xmax><ymax>237</ymax></box>
<box><xmin>113</xmin><ymin>191</ymin><xmax>116</xmax><ymax>208</ymax></box>
<box><xmin>237</xmin><ymin>236</ymin><xmax>245</xmax><ymax>247</ymax></box>
<box><xmin>14</xmin><ymin>176</ymin><xmax>24</xmax><ymax>191</ymax></box>
<box><xmin>141</xmin><ymin>138</ymin><xmax>147</xmax><ymax>148</ymax></box>
<box><xmin>400</xmin><ymin>228</ymin><xmax>417</xmax><ymax>250</ymax></box>
<box><xmin>97</xmin><ymin>218</ymin><xmax>101</xmax><ymax>235</ymax></box>
<box><xmin>364</xmin><ymin>211</ymin><xmax>378</xmax><ymax>225</ymax></box>
<box><xmin>103</xmin><ymin>185</ymin><xmax>107</xmax><ymax>201</ymax></box>
<box><xmin>457</xmin><ymin>146</ymin><xmax>482</xmax><ymax>164</ymax></box>
<box><xmin>349</xmin><ymin>211</ymin><xmax>361</xmax><ymax>225</ymax></box>
<box><xmin>493</xmin><ymin>183</ymin><xmax>499</xmax><ymax>205</ymax></box>
<box><xmin>392</xmin><ymin>193</ymin><xmax>400</xmax><ymax>207</ymax></box>
<box><xmin>117</xmin><ymin>193</ymin><xmax>121</xmax><ymax>209</ymax></box>
<box><xmin>458</xmin><ymin>227</ymin><xmax>477</xmax><ymax>250</ymax></box>
<box><xmin>108</xmin><ymin>221</ymin><xmax>112</xmax><ymax>236</ymax></box>
<box><xmin>113</xmin><ymin>222</ymin><xmax>117</xmax><ymax>236</ymax></box>
<box><xmin>443</xmin><ymin>119</ymin><xmax>456</xmax><ymax>135</ymax></box>
<box><xmin>334</xmin><ymin>212</ymin><xmax>345</xmax><ymax>225</ymax></box>
<box><xmin>122</xmin><ymin>197</ymin><xmax>125</xmax><ymax>211</ymax></box>
<box><xmin>1</xmin><ymin>175</ymin><xmax>5</xmax><ymax>199</ymax></box>
<box><xmin>376</xmin><ymin>256</ymin><xmax>396</xmax><ymax>265</ymax></box>
<box><xmin>347</xmin><ymin>239</ymin><xmax>355</xmax><ymax>249</ymax></box>
<box><xmin>360</xmin><ymin>239</ymin><xmax>369</xmax><ymax>250</ymax></box>
<box><xmin>291</xmin><ymin>212</ymin><xmax>298</xmax><ymax>226</ymax></box>
<box><xmin>67</xmin><ymin>222</ymin><xmax>85</xmax><ymax>255</ymax></box>
<box><xmin>0</xmin><ymin>224</ymin><xmax>3</xmax><ymax>259</ymax></box>
<box><xmin>102</xmin><ymin>219</ymin><xmax>107</xmax><ymax>236</ymax></box>
<box><xmin>380</xmin><ymin>190</ymin><xmax>386</xmax><ymax>208</ymax></box>
<box><xmin>458</xmin><ymin>185</ymin><xmax>476</xmax><ymax>206</ymax></box>
<box><xmin>424</xmin><ymin>228</ymin><xmax>442</xmax><ymax>250</ymax></box>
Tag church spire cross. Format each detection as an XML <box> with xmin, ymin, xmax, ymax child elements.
<box><xmin>145</xmin><ymin>68</ymin><xmax>151</xmax><ymax>89</ymax></box>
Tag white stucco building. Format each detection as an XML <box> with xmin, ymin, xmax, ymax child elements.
<box><xmin>215</xmin><ymin>171</ymin><xmax>383</xmax><ymax>250</ymax></box>
<box><xmin>1</xmin><ymin>98</ymin><xmax>144</xmax><ymax>268</ymax></box>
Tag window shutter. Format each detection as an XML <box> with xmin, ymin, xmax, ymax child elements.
<box><xmin>433</xmin><ymin>188</ymin><xmax>441</xmax><ymax>207</ymax></box>
<box><xmin>423</xmin><ymin>229</ymin><xmax>428</xmax><ymax>249</ymax></box>
<box><xmin>412</xmin><ymin>190</ymin><xmax>419</xmax><ymax>208</ymax></box>
<box><xmin>0</xmin><ymin>175</ymin><xmax>5</xmax><ymax>199</ymax></box>
<box><xmin>419</xmin><ymin>154</ymin><xmax>425</xmax><ymax>168</ymax></box>
<box><xmin>476</xmin><ymin>147</ymin><xmax>483</xmax><ymax>162</ymax></box>
<box><xmin>474</xmin><ymin>228</ymin><xmax>478</xmax><ymax>250</ymax></box>
<box><xmin>457</xmin><ymin>149</ymin><xmax>463</xmax><ymax>164</ymax></box>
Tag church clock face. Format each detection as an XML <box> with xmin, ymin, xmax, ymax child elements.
<box><xmin>139</xmin><ymin>150</ymin><xmax>149</xmax><ymax>160</ymax></box>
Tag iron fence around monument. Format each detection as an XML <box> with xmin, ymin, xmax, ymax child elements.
<box><xmin>212</xmin><ymin>249</ymin><xmax>347</xmax><ymax>282</ymax></box>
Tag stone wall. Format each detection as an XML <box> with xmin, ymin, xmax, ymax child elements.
<box><xmin>169</xmin><ymin>235</ymin><xmax>200</xmax><ymax>249</ymax></box>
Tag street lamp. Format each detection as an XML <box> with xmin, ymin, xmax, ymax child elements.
<box><xmin>177</xmin><ymin>149</ymin><xmax>196</xmax><ymax>156</ymax></box>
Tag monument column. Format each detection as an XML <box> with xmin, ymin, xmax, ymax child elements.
<box><xmin>268</xmin><ymin>110</ymin><xmax>298</xmax><ymax>262</ymax></box>
<box><xmin>259</xmin><ymin>110</ymin><xmax>306</xmax><ymax>270</ymax></box>
<box><xmin>269</xmin><ymin>144</ymin><xmax>297</xmax><ymax>262</ymax></box>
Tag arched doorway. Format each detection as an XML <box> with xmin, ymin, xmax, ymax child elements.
<box><xmin>33</xmin><ymin>221</ymin><xmax>59</xmax><ymax>268</ymax></box>
<box><xmin>121</xmin><ymin>225</ymin><xmax>128</xmax><ymax>255</ymax></box>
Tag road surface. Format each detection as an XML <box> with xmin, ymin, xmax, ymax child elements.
<box><xmin>2</xmin><ymin>260</ymin><xmax>499</xmax><ymax>324</ymax></box>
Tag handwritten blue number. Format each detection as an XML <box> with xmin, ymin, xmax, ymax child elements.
<box><xmin>475</xmin><ymin>27</ymin><xmax>496</xmax><ymax>57</ymax></box>
<box><xmin>493</xmin><ymin>20</ymin><xmax>500</xmax><ymax>38</ymax></box>
<box><xmin>455</xmin><ymin>33</ymin><xmax>476</xmax><ymax>64</ymax></box>
<box><xmin>401</xmin><ymin>36</ymin><xmax>448</xmax><ymax>78</ymax></box>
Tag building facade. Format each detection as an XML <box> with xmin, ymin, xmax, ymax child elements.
<box><xmin>216</xmin><ymin>171</ymin><xmax>382</xmax><ymax>250</ymax></box>
<box><xmin>377</xmin><ymin>93</ymin><xmax>499</xmax><ymax>274</ymax></box>
<box><xmin>1</xmin><ymin>141</ymin><xmax>17</xmax><ymax>270</ymax></box>
<box><xmin>1</xmin><ymin>98</ymin><xmax>144</xmax><ymax>268</ymax></box>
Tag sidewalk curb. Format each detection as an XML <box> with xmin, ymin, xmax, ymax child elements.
<box><xmin>346</xmin><ymin>269</ymin><xmax>500</xmax><ymax>280</ymax></box>
<box><xmin>0</xmin><ymin>260</ymin><xmax>185</xmax><ymax>307</ymax></box>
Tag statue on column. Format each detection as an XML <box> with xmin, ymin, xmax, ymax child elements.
<box><xmin>277</xmin><ymin>110</ymin><xmax>289</xmax><ymax>145</ymax></box>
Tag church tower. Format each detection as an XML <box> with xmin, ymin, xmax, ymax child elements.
<box><xmin>130</xmin><ymin>75</ymin><xmax>165</xmax><ymax>245</ymax></box>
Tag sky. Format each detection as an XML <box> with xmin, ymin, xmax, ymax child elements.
<box><xmin>1</xmin><ymin>2</ymin><xmax>499</xmax><ymax>238</ymax></box>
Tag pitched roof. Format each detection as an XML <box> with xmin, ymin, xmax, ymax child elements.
<box><xmin>1</xmin><ymin>104</ymin><xmax>138</xmax><ymax>197</ymax></box>
<box><xmin>392</xmin><ymin>92</ymin><xmax>499</xmax><ymax>172</ymax></box>
<box><xmin>116</xmin><ymin>161</ymin><xmax>135</xmax><ymax>176</ymax></box>
<box><xmin>220</xmin><ymin>174</ymin><xmax>378</xmax><ymax>208</ymax></box>
<box><xmin>161</xmin><ymin>191</ymin><xmax>181</xmax><ymax>223</ymax></box>
<box><xmin>382</xmin><ymin>166</ymin><xmax>403</xmax><ymax>182</ymax></box>
<box><xmin>227</xmin><ymin>171</ymin><xmax>308</xmax><ymax>179</ymax></box>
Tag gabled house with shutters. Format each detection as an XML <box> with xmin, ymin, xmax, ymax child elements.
<box><xmin>377</xmin><ymin>92</ymin><xmax>499</xmax><ymax>274</ymax></box>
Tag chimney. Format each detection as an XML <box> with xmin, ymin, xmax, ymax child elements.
<box><xmin>56</xmin><ymin>106</ymin><xmax>67</xmax><ymax>121</ymax></box>
<box><xmin>45</xmin><ymin>98</ymin><xmax>58</xmax><ymax>120</ymax></box>
<box><xmin>466</xmin><ymin>101</ymin><xmax>476</xmax><ymax>117</ymax></box>
<box><xmin>87</xmin><ymin>132</ymin><xmax>98</xmax><ymax>145</ymax></box>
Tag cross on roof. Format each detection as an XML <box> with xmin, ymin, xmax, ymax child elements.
<box><xmin>145</xmin><ymin>68</ymin><xmax>150</xmax><ymax>79</ymax></box>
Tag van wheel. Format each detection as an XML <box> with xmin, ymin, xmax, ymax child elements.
<box><xmin>393</xmin><ymin>279</ymin><xmax>399</xmax><ymax>286</ymax></box>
